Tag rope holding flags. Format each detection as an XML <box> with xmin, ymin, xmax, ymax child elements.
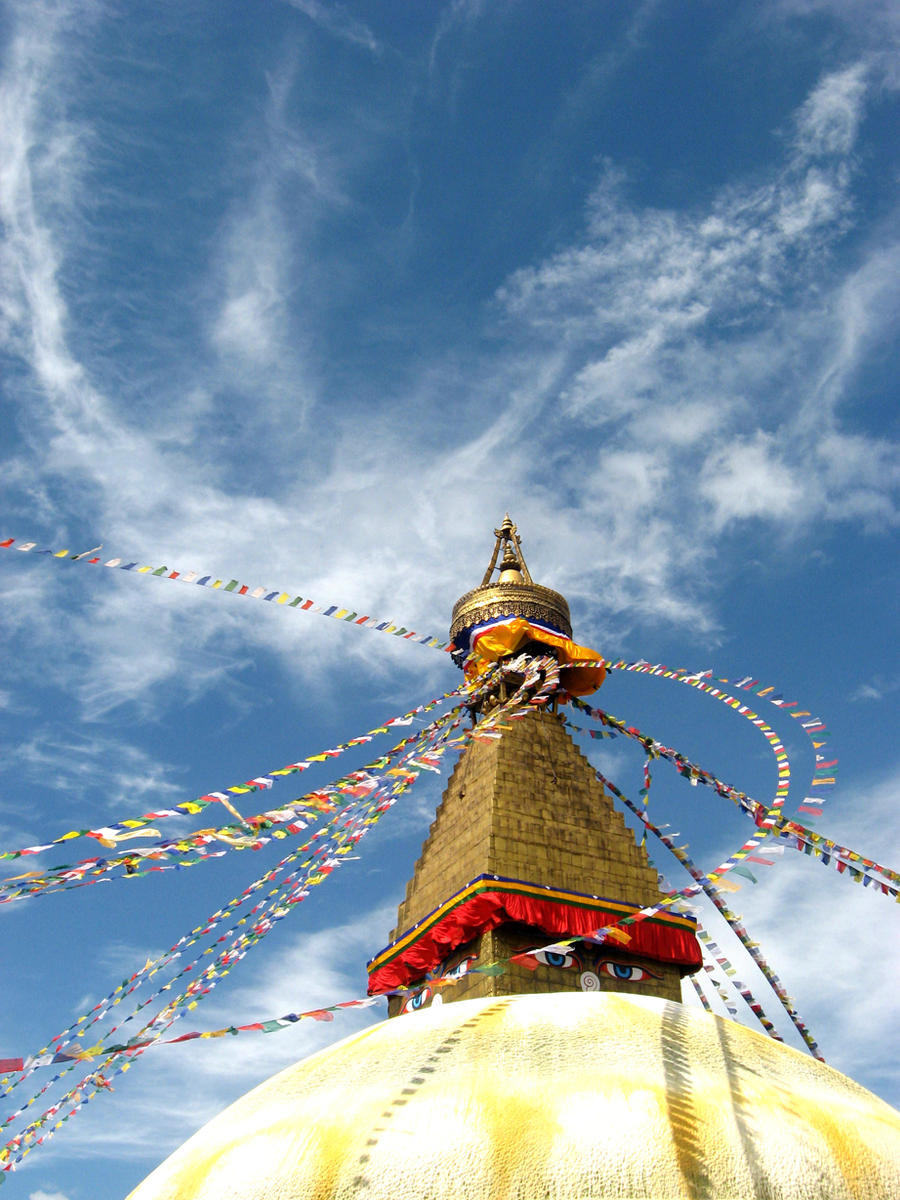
<box><xmin>0</xmin><ymin>702</ymin><xmax>473</xmax><ymax>906</ymax></box>
<box><xmin>594</xmin><ymin>767</ymin><xmax>823</xmax><ymax>1059</ymax></box>
<box><xmin>565</xmin><ymin>689</ymin><xmax>788</xmax><ymax>889</ymax></box>
<box><xmin>0</xmin><ymin>536</ymin><xmax>851</xmax><ymax>833</ymax></box>
<box><xmin>0</xmin><ymin>655</ymin><xmax>563</xmax><ymax>1175</ymax></box>
<box><xmin>692</xmin><ymin>923</ymin><xmax>784</xmax><ymax>1039</ymax></box>
<box><xmin>565</xmin><ymin>696</ymin><xmax>899</xmax><ymax>900</ymax></box>
<box><xmin>601</xmin><ymin>659</ymin><xmax>839</xmax><ymax>822</ymax></box>
<box><xmin>0</xmin><ymin>718</ymin><xmax>461</xmax><ymax>1170</ymax></box>
<box><xmin>0</xmin><ymin>536</ymin><xmax>457</xmax><ymax>655</ymax></box>
<box><xmin>0</xmin><ymin>687</ymin><xmax>465</xmax><ymax>867</ymax></box>
<box><xmin>0</xmin><ymin>700</ymin><xmax>472</xmax><ymax>1151</ymax></box>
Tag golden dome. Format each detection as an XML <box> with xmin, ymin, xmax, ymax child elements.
<box><xmin>449</xmin><ymin>515</ymin><xmax>572</xmax><ymax>647</ymax></box>
<box><xmin>128</xmin><ymin>992</ymin><xmax>900</xmax><ymax>1199</ymax></box>
<box><xmin>449</xmin><ymin>579</ymin><xmax>572</xmax><ymax>644</ymax></box>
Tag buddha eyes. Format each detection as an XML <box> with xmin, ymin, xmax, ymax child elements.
<box><xmin>400</xmin><ymin>952</ymin><xmax>657</xmax><ymax>1008</ymax></box>
<box><xmin>443</xmin><ymin>955</ymin><xmax>476</xmax><ymax>981</ymax></box>
<box><xmin>599</xmin><ymin>962</ymin><xmax>653</xmax><ymax>982</ymax></box>
<box><xmin>400</xmin><ymin>986</ymin><xmax>432</xmax><ymax>1013</ymax></box>
<box><xmin>523</xmin><ymin>949</ymin><xmax>656</xmax><ymax>981</ymax></box>
<box><xmin>523</xmin><ymin>946</ymin><xmax>659</xmax><ymax>983</ymax></box>
<box><xmin>400</xmin><ymin>955</ymin><xmax>477</xmax><ymax>1012</ymax></box>
<box><xmin>530</xmin><ymin>948</ymin><xmax>582</xmax><ymax>970</ymax></box>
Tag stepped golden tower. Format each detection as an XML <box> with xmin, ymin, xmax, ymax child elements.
<box><xmin>368</xmin><ymin>516</ymin><xmax>700</xmax><ymax>1013</ymax></box>
<box><xmin>129</xmin><ymin>519</ymin><xmax>900</xmax><ymax>1200</ymax></box>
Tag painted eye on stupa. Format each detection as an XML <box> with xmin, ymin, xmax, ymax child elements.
<box><xmin>442</xmin><ymin>955</ymin><xmax>476</xmax><ymax>981</ymax></box>
<box><xmin>530</xmin><ymin>948</ymin><xmax>582</xmax><ymax>970</ymax></box>
<box><xmin>599</xmin><ymin>962</ymin><xmax>656</xmax><ymax>982</ymax></box>
<box><xmin>400</xmin><ymin>986</ymin><xmax>433</xmax><ymax>1013</ymax></box>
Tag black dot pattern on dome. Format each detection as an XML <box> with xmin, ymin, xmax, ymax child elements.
<box><xmin>351</xmin><ymin>999</ymin><xmax>514</xmax><ymax>1190</ymax></box>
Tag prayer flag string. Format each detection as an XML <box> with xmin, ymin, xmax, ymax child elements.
<box><xmin>600</xmin><ymin>659</ymin><xmax>839</xmax><ymax>820</ymax></box>
<box><xmin>565</xmin><ymin>697</ymin><xmax>898</xmax><ymax>897</ymax></box>
<box><xmin>0</xmin><ymin>688</ymin><xmax>465</xmax><ymax>867</ymax></box>
<box><xmin>0</xmin><ymin>700</ymin><xmax>471</xmax><ymax>905</ymax></box>
<box><xmin>595</xmin><ymin>768</ymin><xmax>823</xmax><ymax>1059</ymax></box>
<box><xmin>0</xmin><ymin>656</ymin><xmax>561</xmax><ymax>1174</ymax></box>
<box><xmin>0</xmin><ymin>719</ymin><xmax>462</xmax><ymax>1171</ymax></box>
<box><xmin>565</xmin><ymin>689</ymin><xmax>788</xmax><ymax>888</ymax></box>
<box><xmin>0</xmin><ymin>536</ymin><xmax>457</xmax><ymax>655</ymax></box>
<box><xmin>695</xmin><ymin>930</ymin><xmax>783</xmax><ymax>1038</ymax></box>
<box><xmin>689</xmin><ymin>973</ymin><xmax>714</xmax><ymax>1013</ymax></box>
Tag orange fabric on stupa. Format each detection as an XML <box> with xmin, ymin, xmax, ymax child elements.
<box><xmin>464</xmin><ymin>616</ymin><xmax>606</xmax><ymax>696</ymax></box>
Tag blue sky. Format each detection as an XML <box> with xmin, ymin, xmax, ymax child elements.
<box><xmin>0</xmin><ymin>0</ymin><xmax>898</xmax><ymax>1195</ymax></box>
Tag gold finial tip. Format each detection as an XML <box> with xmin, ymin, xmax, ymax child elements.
<box><xmin>495</xmin><ymin>513</ymin><xmax>516</xmax><ymax>539</ymax></box>
<box><xmin>481</xmin><ymin>515</ymin><xmax>531</xmax><ymax>586</ymax></box>
<box><xmin>450</xmin><ymin>515</ymin><xmax>572</xmax><ymax>647</ymax></box>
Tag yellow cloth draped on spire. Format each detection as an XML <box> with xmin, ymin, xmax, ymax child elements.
<box><xmin>465</xmin><ymin>617</ymin><xmax>606</xmax><ymax>696</ymax></box>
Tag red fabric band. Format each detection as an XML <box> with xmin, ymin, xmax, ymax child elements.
<box><xmin>367</xmin><ymin>876</ymin><xmax>701</xmax><ymax>993</ymax></box>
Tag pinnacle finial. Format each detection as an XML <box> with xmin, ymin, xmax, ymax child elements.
<box><xmin>480</xmin><ymin>515</ymin><xmax>533</xmax><ymax>586</ymax></box>
<box><xmin>450</xmin><ymin>515</ymin><xmax>574</xmax><ymax>654</ymax></box>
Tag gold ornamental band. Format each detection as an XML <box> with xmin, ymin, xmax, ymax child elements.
<box><xmin>450</xmin><ymin>582</ymin><xmax>572</xmax><ymax>643</ymax></box>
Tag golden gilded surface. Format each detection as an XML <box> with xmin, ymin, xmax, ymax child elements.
<box><xmin>449</xmin><ymin>581</ymin><xmax>572</xmax><ymax>643</ymax></box>
<box><xmin>128</xmin><ymin>992</ymin><xmax>900</xmax><ymax>1200</ymax></box>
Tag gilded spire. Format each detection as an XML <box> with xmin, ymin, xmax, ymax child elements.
<box><xmin>450</xmin><ymin>516</ymin><xmax>572</xmax><ymax>652</ymax></box>
<box><xmin>369</xmin><ymin>518</ymin><xmax>691</xmax><ymax>1013</ymax></box>
<box><xmin>481</xmin><ymin>514</ymin><xmax>533</xmax><ymax>585</ymax></box>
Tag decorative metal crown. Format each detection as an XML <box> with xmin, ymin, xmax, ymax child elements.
<box><xmin>449</xmin><ymin>515</ymin><xmax>572</xmax><ymax>645</ymax></box>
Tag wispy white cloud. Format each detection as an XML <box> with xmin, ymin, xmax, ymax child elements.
<box><xmin>427</xmin><ymin>0</ymin><xmax>488</xmax><ymax>86</ymax></box>
<box><xmin>768</xmin><ymin>0</ymin><xmax>900</xmax><ymax>62</ymax></box>
<box><xmin>203</xmin><ymin>52</ymin><xmax>350</xmax><ymax>421</ymax></box>
<box><xmin>0</xmin><ymin>11</ymin><xmax>331</xmax><ymax>713</ymax></box>
<box><xmin>282</xmin><ymin>0</ymin><xmax>382</xmax><ymax>55</ymax></box>
<box><xmin>499</xmin><ymin>66</ymin><xmax>863</xmax><ymax>341</ymax></box>
<box><xmin>492</xmin><ymin>60</ymin><xmax>898</xmax><ymax>580</ymax></box>
<box><xmin>791</xmin><ymin>63</ymin><xmax>869</xmax><ymax>159</ymax></box>
<box><xmin>804</xmin><ymin>241</ymin><xmax>900</xmax><ymax>423</ymax></box>
<box><xmin>2</xmin><ymin>729</ymin><xmax>186</xmax><ymax>812</ymax></box>
<box><xmin>699</xmin><ymin>432</ymin><xmax>805</xmax><ymax>530</ymax></box>
<box><xmin>849</xmin><ymin>673</ymin><xmax>900</xmax><ymax>702</ymax></box>
<box><xmin>0</xmin><ymin>5</ymin><xmax>91</xmax><ymax>410</ymax></box>
<box><xmin>210</xmin><ymin>205</ymin><xmax>289</xmax><ymax>368</ymax></box>
<box><xmin>0</xmin><ymin>15</ymin><xmax>896</xmax><ymax>729</ymax></box>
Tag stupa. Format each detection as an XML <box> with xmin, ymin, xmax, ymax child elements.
<box><xmin>128</xmin><ymin>518</ymin><xmax>900</xmax><ymax>1200</ymax></box>
<box><xmin>367</xmin><ymin>515</ymin><xmax>700</xmax><ymax>1014</ymax></box>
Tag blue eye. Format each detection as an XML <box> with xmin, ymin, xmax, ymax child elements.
<box><xmin>443</xmin><ymin>956</ymin><xmax>476</xmax><ymax>981</ymax></box>
<box><xmin>599</xmin><ymin>961</ymin><xmax>651</xmax><ymax>982</ymax></box>
<box><xmin>532</xmin><ymin>948</ymin><xmax>581</xmax><ymax>970</ymax></box>
<box><xmin>401</xmin><ymin>986</ymin><xmax>432</xmax><ymax>1013</ymax></box>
